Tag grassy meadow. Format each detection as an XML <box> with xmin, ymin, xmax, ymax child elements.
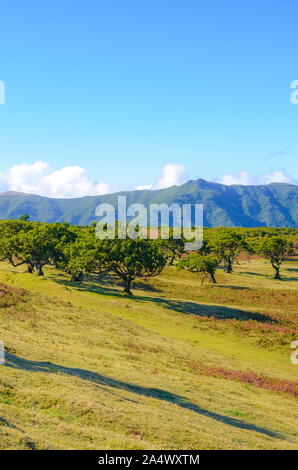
<box><xmin>0</xmin><ymin>255</ymin><xmax>297</xmax><ymax>450</ymax></box>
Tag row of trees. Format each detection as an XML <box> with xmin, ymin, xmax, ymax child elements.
<box><xmin>0</xmin><ymin>220</ymin><xmax>169</xmax><ymax>295</ymax></box>
<box><xmin>178</xmin><ymin>229</ymin><xmax>294</xmax><ymax>282</ymax></box>
<box><xmin>0</xmin><ymin>219</ymin><xmax>295</xmax><ymax>294</ymax></box>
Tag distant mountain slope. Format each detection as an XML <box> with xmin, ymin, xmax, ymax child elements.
<box><xmin>0</xmin><ymin>179</ymin><xmax>297</xmax><ymax>227</ymax></box>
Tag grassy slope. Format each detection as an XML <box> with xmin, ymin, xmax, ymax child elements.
<box><xmin>0</xmin><ymin>257</ymin><xmax>297</xmax><ymax>450</ymax></box>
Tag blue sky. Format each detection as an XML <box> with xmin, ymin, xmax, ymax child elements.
<box><xmin>0</xmin><ymin>0</ymin><xmax>298</xmax><ymax>197</ymax></box>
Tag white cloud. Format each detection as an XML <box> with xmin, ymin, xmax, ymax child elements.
<box><xmin>155</xmin><ymin>163</ymin><xmax>188</xmax><ymax>189</ymax></box>
<box><xmin>0</xmin><ymin>161</ymin><xmax>113</xmax><ymax>198</ymax></box>
<box><xmin>0</xmin><ymin>161</ymin><xmax>50</xmax><ymax>193</ymax></box>
<box><xmin>0</xmin><ymin>161</ymin><xmax>189</xmax><ymax>198</ymax></box>
<box><xmin>219</xmin><ymin>170</ymin><xmax>294</xmax><ymax>186</ymax></box>
<box><xmin>220</xmin><ymin>171</ymin><xmax>251</xmax><ymax>185</ymax></box>
<box><xmin>136</xmin><ymin>163</ymin><xmax>188</xmax><ymax>192</ymax></box>
<box><xmin>2</xmin><ymin>160</ymin><xmax>293</xmax><ymax>199</ymax></box>
<box><xmin>260</xmin><ymin>171</ymin><xmax>292</xmax><ymax>184</ymax></box>
<box><xmin>41</xmin><ymin>166</ymin><xmax>112</xmax><ymax>198</ymax></box>
<box><xmin>136</xmin><ymin>184</ymin><xmax>153</xmax><ymax>190</ymax></box>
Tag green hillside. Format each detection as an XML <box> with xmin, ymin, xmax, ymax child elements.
<box><xmin>0</xmin><ymin>179</ymin><xmax>297</xmax><ymax>227</ymax></box>
<box><xmin>0</xmin><ymin>256</ymin><xmax>297</xmax><ymax>450</ymax></box>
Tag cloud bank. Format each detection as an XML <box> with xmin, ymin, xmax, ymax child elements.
<box><xmin>0</xmin><ymin>161</ymin><xmax>113</xmax><ymax>198</ymax></box>
<box><xmin>219</xmin><ymin>170</ymin><xmax>295</xmax><ymax>186</ymax></box>
<box><xmin>0</xmin><ymin>161</ymin><xmax>295</xmax><ymax>199</ymax></box>
<box><xmin>0</xmin><ymin>161</ymin><xmax>188</xmax><ymax>198</ymax></box>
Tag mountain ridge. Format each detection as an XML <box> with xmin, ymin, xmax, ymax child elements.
<box><xmin>0</xmin><ymin>179</ymin><xmax>297</xmax><ymax>227</ymax></box>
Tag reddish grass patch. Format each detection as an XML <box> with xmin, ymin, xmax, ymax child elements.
<box><xmin>187</xmin><ymin>361</ymin><xmax>298</xmax><ymax>398</ymax></box>
<box><xmin>0</xmin><ymin>283</ymin><xmax>26</xmax><ymax>308</ymax></box>
<box><xmin>130</xmin><ymin>428</ymin><xmax>142</xmax><ymax>439</ymax></box>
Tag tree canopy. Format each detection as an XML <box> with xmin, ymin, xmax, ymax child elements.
<box><xmin>0</xmin><ymin>221</ymin><xmax>296</xmax><ymax>293</ymax></box>
<box><xmin>207</xmin><ymin>230</ymin><xmax>246</xmax><ymax>273</ymax></box>
<box><xmin>258</xmin><ymin>236</ymin><xmax>293</xmax><ymax>279</ymax></box>
<box><xmin>177</xmin><ymin>254</ymin><xmax>219</xmax><ymax>283</ymax></box>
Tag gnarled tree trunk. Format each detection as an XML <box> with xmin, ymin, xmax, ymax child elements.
<box><xmin>169</xmin><ymin>253</ymin><xmax>175</xmax><ymax>266</ymax></box>
<box><xmin>123</xmin><ymin>278</ymin><xmax>133</xmax><ymax>295</ymax></box>
<box><xmin>27</xmin><ymin>263</ymin><xmax>34</xmax><ymax>274</ymax></box>
<box><xmin>272</xmin><ymin>262</ymin><xmax>281</xmax><ymax>279</ymax></box>
<box><xmin>37</xmin><ymin>265</ymin><xmax>44</xmax><ymax>276</ymax></box>
<box><xmin>224</xmin><ymin>258</ymin><xmax>233</xmax><ymax>273</ymax></box>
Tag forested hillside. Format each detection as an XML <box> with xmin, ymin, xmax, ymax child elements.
<box><xmin>0</xmin><ymin>179</ymin><xmax>297</xmax><ymax>227</ymax></box>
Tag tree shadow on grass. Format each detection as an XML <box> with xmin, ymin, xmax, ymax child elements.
<box><xmin>211</xmin><ymin>285</ymin><xmax>251</xmax><ymax>291</ymax></box>
<box><xmin>0</xmin><ymin>415</ymin><xmax>24</xmax><ymax>434</ymax></box>
<box><xmin>53</xmin><ymin>275</ymin><xmax>125</xmax><ymax>298</ymax></box>
<box><xmin>239</xmin><ymin>271</ymin><xmax>269</xmax><ymax>278</ymax></box>
<box><xmin>0</xmin><ymin>416</ymin><xmax>21</xmax><ymax>430</ymax></box>
<box><xmin>239</xmin><ymin>270</ymin><xmax>298</xmax><ymax>282</ymax></box>
<box><xmin>52</xmin><ymin>276</ymin><xmax>275</xmax><ymax>323</ymax></box>
<box><xmin>283</xmin><ymin>276</ymin><xmax>298</xmax><ymax>282</ymax></box>
<box><xmin>283</xmin><ymin>268</ymin><xmax>298</xmax><ymax>281</ymax></box>
<box><xmin>5</xmin><ymin>353</ymin><xmax>280</xmax><ymax>439</ymax></box>
<box><xmin>147</xmin><ymin>298</ymin><xmax>274</xmax><ymax>323</ymax></box>
<box><xmin>53</xmin><ymin>272</ymin><xmax>161</xmax><ymax>293</ymax></box>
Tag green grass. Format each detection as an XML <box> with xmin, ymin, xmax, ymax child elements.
<box><xmin>0</xmin><ymin>257</ymin><xmax>297</xmax><ymax>450</ymax></box>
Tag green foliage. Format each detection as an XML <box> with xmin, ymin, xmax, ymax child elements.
<box><xmin>63</xmin><ymin>229</ymin><xmax>167</xmax><ymax>294</ymax></box>
<box><xmin>0</xmin><ymin>220</ymin><xmax>34</xmax><ymax>269</ymax></box>
<box><xmin>96</xmin><ymin>239</ymin><xmax>167</xmax><ymax>294</ymax></box>
<box><xmin>65</xmin><ymin>229</ymin><xmax>103</xmax><ymax>281</ymax></box>
<box><xmin>207</xmin><ymin>230</ymin><xmax>246</xmax><ymax>273</ymax></box>
<box><xmin>0</xmin><ymin>220</ymin><xmax>76</xmax><ymax>276</ymax></box>
<box><xmin>0</xmin><ymin>218</ymin><xmax>297</xmax><ymax>292</ymax></box>
<box><xmin>158</xmin><ymin>229</ymin><xmax>185</xmax><ymax>265</ymax></box>
<box><xmin>258</xmin><ymin>236</ymin><xmax>294</xmax><ymax>279</ymax></box>
<box><xmin>177</xmin><ymin>254</ymin><xmax>219</xmax><ymax>283</ymax></box>
<box><xmin>0</xmin><ymin>220</ymin><xmax>168</xmax><ymax>293</ymax></box>
<box><xmin>19</xmin><ymin>214</ymin><xmax>30</xmax><ymax>221</ymax></box>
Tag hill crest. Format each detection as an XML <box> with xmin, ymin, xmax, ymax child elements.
<box><xmin>0</xmin><ymin>178</ymin><xmax>297</xmax><ymax>227</ymax></box>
